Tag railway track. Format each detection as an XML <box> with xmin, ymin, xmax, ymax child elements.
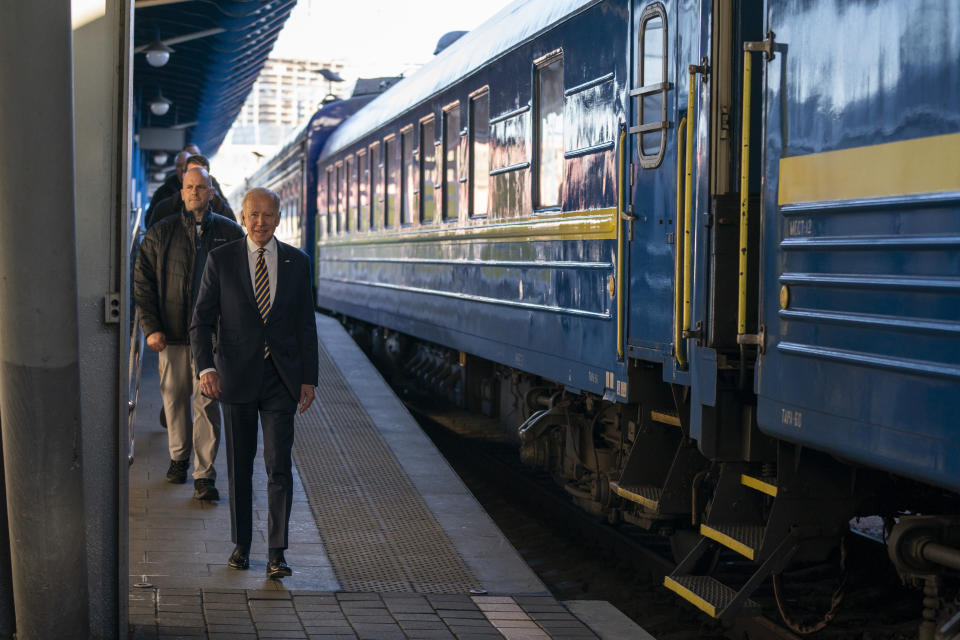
<box><xmin>408</xmin><ymin>404</ymin><xmax>811</xmax><ymax>640</ymax></box>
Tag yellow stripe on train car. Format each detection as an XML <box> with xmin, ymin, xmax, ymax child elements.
<box><xmin>778</xmin><ymin>131</ymin><xmax>960</xmax><ymax>205</ymax></box>
<box><xmin>318</xmin><ymin>207</ymin><xmax>618</xmax><ymax>246</ymax></box>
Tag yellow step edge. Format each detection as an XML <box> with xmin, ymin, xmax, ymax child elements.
<box><xmin>609</xmin><ymin>481</ymin><xmax>659</xmax><ymax>510</ymax></box>
<box><xmin>650</xmin><ymin>410</ymin><xmax>681</xmax><ymax>427</ymax></box>
<box><xmin>663</xmin><ymin>576</ymin><xmax>717</xmax><ymax>618</ymax></box>
<box><xmin>700</xmin><ymin>524</ymin><xmax>755</xmax><ymax>560</ymax></box>
<box><xmin>741</xmin><ymin>473</ymin><xmax>778</xmax><ymax>497</ymax></box>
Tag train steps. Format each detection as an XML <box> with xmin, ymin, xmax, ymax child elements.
<box><xmin>663</xmin><ymin>463</ymin><xmax>795</xmax><ymax>619</ymax></box>
<box><xmin>665</xmin><ymin>452</ymin><xmax>856</xmax><ymax>620</ymax></box>
<box><xmin>609</xmin><ymin>404</ymin><xmax>708</xmax><ymax>517</ymax></box>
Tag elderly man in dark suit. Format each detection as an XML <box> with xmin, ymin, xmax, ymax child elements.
<box><xmin>190</xmin><ymin>187</ymin><xmax>318</xmax><ymax>579</ymax></box>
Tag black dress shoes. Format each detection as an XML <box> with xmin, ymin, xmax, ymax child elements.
<box><xmin>266</xmin><ymin>555</ymin><xmax>292</xmax><ymax>579</ymax></box>
<box><xmin>227</xmin><ymin>546</ymin><xmax>250</xmax><ymax>570</ymax></box>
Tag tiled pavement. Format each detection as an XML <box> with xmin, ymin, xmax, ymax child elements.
<box><xmin>128</xmin><ymin>315</ymin><xmax>651</xmax><ymax>639</ymax></box>
<box><xmin>129</xmin><ymin>591</ymin><xmax>605</xmax><ymax>640</ymax></box>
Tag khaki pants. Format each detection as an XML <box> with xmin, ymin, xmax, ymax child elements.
<box><xmin>158</xmin><ymin>344</ymin><xmax>221</xmax><ymax>480</ymax></box>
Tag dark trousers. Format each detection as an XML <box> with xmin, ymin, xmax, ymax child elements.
<box><xmin>222</xmin><ymin>357</ymin><xmax>297</xmax><ymax>551</ymax></box>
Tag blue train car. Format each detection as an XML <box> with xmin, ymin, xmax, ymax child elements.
<box><xmin>315</xmin><ymin>0</ymin><xmax>633</xmax><ymax>400</ymax></box>
<box><xmin>239</xmin><ymin>92</ymin><xmax>387</xmax><ymax>264</ymax></box>
<box><xmin>295</xmin><ymin>0</ymin><xmax>960</xmax><ymax>632</ymax></box>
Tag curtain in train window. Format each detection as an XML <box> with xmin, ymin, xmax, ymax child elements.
<box><xmin>335</xmin><ymin>161</ymin><xmax>344</xmax><ymax>234</ymax></box>
<box><xmin>346</xmin><ymin>155</ymin><xmax>356</xmax><ymax>232</ymax></box>
<box><xmin>536</xmin><ymin>55</ymin><xmax>564</xmax><ymax>209</ymax></box>
<box><xmin>369</xmin><ymin>141</ymin><xmax>381</xmax><ymax>229</ymax></box>
<box><xmin>358</xmin><ymin>149</ymin><xmax>369</xmax><ymax>231</ymax></box>
<box><xmin>443</xmin><ymin>104</ymin><xmax>460</xmax><ymax>221</ymax></box>
<box><xmin>324</xmin><ymin>166</ymin><xmax>333</xmax><ymax>237</ymax></box>
<box><xmin>385</xmin><ymin>136</ymin><xmax>398</xmax><ymax>228</ymax></box>
<box><xmin>470</xmin><ymin>90</ymin><xmax>490</xmax><ymax>216</ymax></box>
<box><xmin>635</xmin><ymin>4</ymin><xmax>667</xmax><ymax>167</ymax></box>
<box><xmin>401</xmin><ymin>127</ymin><xmax>414</xmax><ymax>225</ymax></box>
<box><xmin>420</xmin><ymin>118</ymin><xmax>436</xmax><ymax>223</ymax></box>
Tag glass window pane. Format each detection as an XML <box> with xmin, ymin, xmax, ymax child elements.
<box><xmin>401</xmin><ymin>129</ymin><xmax>414</xmax><ymax>225</ymax></box>
<box><xmin>642</xmin><ymin>92</ymin><xmax>663</xmax><ymax>127</ymax></box>
<box><xmin>369</xmin><ymin>142</ymin><xmax>380</xmax><ymax>229</ymax></box>
<box><xmin>325</xmin><ymin>167</ymin><xmax>333</xmax><ymax>236</ymax></box>
<box><xmin>642</xmin><ymin>17</ymin><xmax>663</xmax><ymax>86</ymax></box>
<box><xmin>385</xmin><ymin>137</ymin><xmax>398</xmax><ymax>228</ymax></box>
<box><xmin>345</xmin><ymin>156</ymin><xmax>355</xmax><ymax>232</ymax></box>
<box><xmin>335</xmin><ymin>162</ymin><xmax>344</xmax><ymax>234</ymax></box>
<box><xmin>358</xmin><ymin>150</ymin><xmax>369</xmax><ymax>231</ymax></box>
<box><xmin>420</xmin><ymin>119</ymin><xmax>436</xmax><ymax>223</ymax></box>
<box><xmin>471</xmin><ymin>92</ymin><xmax>490</xmax><ymax>216</ymax></box>
<box><xmin>443</xmin><ymin>106</ymin><xmax>460</xmax><ymax>220</ymax></box>
<box><xmin>638</xmin><ymin>10</ymin><xmax>667</xmax><ymax>164</ymax></box>
<box><xmin>537</xmin><ymin>57</ymin><xmax>564</xmax><ymax>208</ymax></box>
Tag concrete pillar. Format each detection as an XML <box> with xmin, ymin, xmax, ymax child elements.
<box><xmin>73</xmin><ymin>1</ymin><xmax>132</xmax><ymax>637</ymax></box>
<box><xmin>0</xmin><ymin>3</ymin><xmax>91</xmax><ymax>638</ymax></box>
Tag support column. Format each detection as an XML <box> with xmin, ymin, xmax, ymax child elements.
<box><xmin>0</xmin><ymin>3</ymin><xmax>90</xmax><ymax>639</ymax></box>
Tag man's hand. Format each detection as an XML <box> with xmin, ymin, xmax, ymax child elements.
<box><xmin>146</xmin><ymin>331</ymin><xmax>167</xmax><ymax>352</ymax></box>
<box><xmin>200</xmin><ymin>371</ymin><xmax>222</xmax><ymax>399</ymax></box>
<box><xmin>298</xmin><ymin>385</ymin><xmax>315</xmax><ymax>414</ymax></box>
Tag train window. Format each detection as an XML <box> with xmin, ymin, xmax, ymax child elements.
<box><xmin>335</xmin><ymin>161</ymin><xmax>344</xmax><ymax>235</ymax></box>
<box><xmin>324</xmin><ymin>166</ymin><xmax>333</xmax><ymax>236</ymax></box>
<box><xmin>385</xmin><ymin>136</ymin><xmax>398</xmax><ymax>228</ymax></box>
<box><xmin>370</xmin><ymin>141</ymin><xmax>382</xmax><ymax>229</ymax></box>
<box><xmin>442</xmin><ymin>103</ymin><xmax>460</xmax><ymax>221</ymax></box>
<box><xmin>536</xmin><ymin>53</ymin><xmax>564</xmax><ymax>209</ymax></box>
<box><xmin>635</xmin><ymin>4</ymin><xmax>668</xmax><ymax>167</ymax></box>
<box><xmin>401</xmin><ymin>127</ymin><xmax>415</xmax><ymax>225</ymax></box>
<box><xmin>470</xmin><ymin>89</ymin><xmax>490</xmax><ymax>217</ymax></box>
<box><xmin>345</xmin><ymin>155</ymin><xmax>356</xmax><ymax>232</ymax></box>
<box><xmin>358</xmin><ymin>149</ymin><xmax>369</xmax><ymax>231</ymax></box>
<box><xmin>420</xmin><ymin>117</ymin><xmax>437</xmax><ymax>223</ymax></box>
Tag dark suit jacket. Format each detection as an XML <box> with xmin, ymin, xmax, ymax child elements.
<box><xmin>190</xmin><ymin>237</ymin><xmax>319</xmax><ymax>405</ymax></box>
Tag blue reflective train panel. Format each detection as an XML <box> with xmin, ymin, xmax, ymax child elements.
<box><xmin>755</xmin><ymin>1</ymin><xmax>960</xmax><ymax>492</ymax></box>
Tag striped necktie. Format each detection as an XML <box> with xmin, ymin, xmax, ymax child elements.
<box><xmin>254</xmin><ymin>247</ymin><xmax>270</xmax><ymax>358</ymax></box>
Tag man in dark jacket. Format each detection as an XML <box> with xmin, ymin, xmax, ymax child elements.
<box><xmin>144</xmin><ymin>147</ymin><xmax>196</xmax><ymax>225</ymax></box>
<box><xmin>147</xmin><ymin>154</ymin><xmax>236</xmax><ymax>227</ymax></box>
<box><xmin>134</xmin><ymin>166</ymin><xmax>244</xmax><ymax>500</ymax></box>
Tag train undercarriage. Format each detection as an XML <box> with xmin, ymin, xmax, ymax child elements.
<box><xmin>341</xmin><ymin>316</ymin><xmax>960</xmax><ymax>638</ymax></box>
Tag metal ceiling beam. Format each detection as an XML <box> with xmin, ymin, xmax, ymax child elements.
<box><xmin>133</xmin><ymin>27</ymin><xmax>226</xmax><ymax>52</ymax></box>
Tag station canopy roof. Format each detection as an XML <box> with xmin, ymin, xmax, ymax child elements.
<box><xmin>133</xmin><ymin>0</ymin><xmax>296</xmax><ymax>155</ymax></box>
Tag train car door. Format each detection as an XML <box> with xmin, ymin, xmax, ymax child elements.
<box><xmin>625</xmin><ymin>0</ymin><xmax>684</xmax><ymax>373</ymax></box>
<box><xmin>755</xmin><ymin>1</ymin><xmax>960</xmax><ymax>491</ymax></box>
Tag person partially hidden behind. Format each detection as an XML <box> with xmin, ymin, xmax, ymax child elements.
<box><xmin>134</xmin><ymin>167</ymin><xmax>243</xmax><ymax>499</ymax></box>
<box><xmin>190</xmin><ymin>187</ymin><xmax>319</xmax><ymax>579</ymax></box>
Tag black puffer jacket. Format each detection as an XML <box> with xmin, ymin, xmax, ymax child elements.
<box><xmin>134</xmin><ymin>210</ymin><xmax>243</xmax><ymax>344</ymax></box>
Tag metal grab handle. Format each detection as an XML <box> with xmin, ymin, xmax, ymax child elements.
<box><xmin>682</xmin><ymin>67</ymin><xmax>698</xmax><ymax>339</ymax></box>
<box><xmin>674</xmin><ymin>116</ymin><xmax>687</xmax><ymax>366</ymax></box>
<box><xmin>616</xmin><ymin>123</ymin><xmax>627</xmax><ymax>360</ymax></box>
<box><xmin>737</xmin><ymin>49</ymin><xmax>753</xmax><ymax>339</ymax></box>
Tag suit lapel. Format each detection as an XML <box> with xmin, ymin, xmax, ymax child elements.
<box><xmin>273</xmin><ymin>241</ymin><xmax>293</xmax><ymax>318</ymax></box>
<box><xmin>238</xmin><ymin>240</ymin><xmax>258</xmax><ymax>311</ymax></box>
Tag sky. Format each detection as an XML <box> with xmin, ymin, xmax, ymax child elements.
<box><xmin>270</xmin><ymin>0</ymin><xmax>518</xmax><ymax>77</ymax></box>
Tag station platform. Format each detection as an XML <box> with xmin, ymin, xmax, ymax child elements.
<box><xmin>128</xmin><ymin>313</ymin><xmax>652</xmax><ymax>639</ymax></box>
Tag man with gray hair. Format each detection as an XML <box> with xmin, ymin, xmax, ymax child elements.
<box><xmin>191</xmin><ymin>187</ymin><xmax>318</xmax><ymax>577</ymax></box>
<box><xmin>135</xmin><ymin>166</ymin><xmax>244</xmax><ymax>499</ymax></box>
